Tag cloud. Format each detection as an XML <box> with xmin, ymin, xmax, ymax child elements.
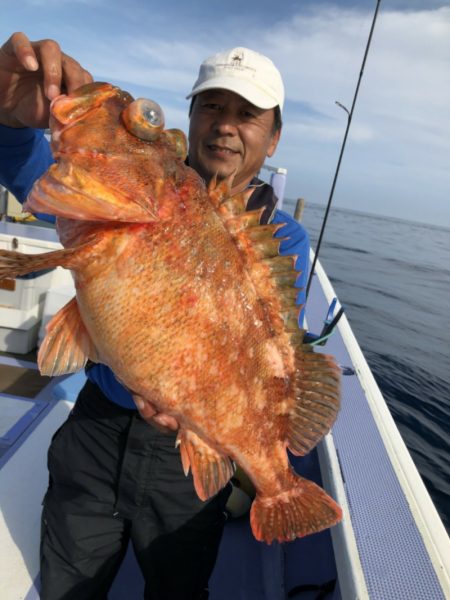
<box><xmin>24</xmin><ymin>0</ymin><xmax>105</xmax><ymax>5</ymax></box>
<box><xmin>78</xmin><ymin>5</ymin><xmax>450</xmax><ymax>150</ymax></box>
<box><xmin>84</xmin><ymin>4</ymin><xmax>450</xmax><ymax>225</ymax></box>
<box><xmin>251</xmin><ymin>6</ymin><xmax>450</xmax><ymax>224</ymax></box>
<box><xmin>1</xmin><ymin>1</ymin><xmax>448</xmax><ymax>225</ymax></box>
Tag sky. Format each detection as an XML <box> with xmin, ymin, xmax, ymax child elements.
<box><xmin>1</xmin><ymin>0</ymin><xmax>449</xmax><ymax>227</ymax></box>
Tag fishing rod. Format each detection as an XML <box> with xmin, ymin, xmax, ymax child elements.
<box><xmin>305</xmin><ymin>0</ymin><xmax>382</xmax><ymax>301</ymax></box>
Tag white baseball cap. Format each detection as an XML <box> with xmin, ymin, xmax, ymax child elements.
<box><xmin>186</xmin><ymin>47</ymin><xmax>285</xmax><ymax>112</ymax></box>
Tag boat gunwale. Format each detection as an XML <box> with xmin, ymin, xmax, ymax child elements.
<box><xmin>311</xmin><ymin>252</ymin><xmax>450</xmax><ymax>597</ymax></box>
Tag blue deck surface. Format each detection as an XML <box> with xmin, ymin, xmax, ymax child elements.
<box><xmin>3</xmin><ymin>264</ymin><xmax>446</xmax><ymax>599</ymax></box>
<box><xmin>209</xmin><ymin>451</ymin><xmax>339</xmax><ymax>600</ymax></box>
<box><xmin>108</xmin><ymin>449</ymin><xmax>339</xmax><ymax>600</ymax></box>
<box><xmin>306</xmin><ymin>272</ymin><xmax>445</xmax><ymax>600</ymax></box>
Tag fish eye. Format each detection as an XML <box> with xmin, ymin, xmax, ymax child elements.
<box><xmin>122</xmin><ymin>98</ymin><xmax>165</xmax><ymax>141</ymax></box>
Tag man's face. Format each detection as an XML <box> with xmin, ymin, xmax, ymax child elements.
<box><xmin>188</xmin><ymin>89</ymin><xmax>280</xmax><ymax>195</ymax></box>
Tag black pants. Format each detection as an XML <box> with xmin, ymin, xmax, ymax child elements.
<box><xmin>40</xmin><ymin>380</ymin><xmax>230</xmax><ymax>600</ymax></box>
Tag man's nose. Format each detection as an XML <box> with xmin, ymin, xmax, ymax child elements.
<box><xmin>212</xmin><ymin>111</ymin><xmax>239</xmax><ymax>134</ymax></box>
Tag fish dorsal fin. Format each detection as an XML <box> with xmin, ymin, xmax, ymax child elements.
<box><xmin>176</xmin><ymin>429</ymin><xmax>235</xmax><ymax>501</ymax></box>
<box><xmin>209</xmin><ymin>180</ymin><xmax>341</xmax><ymax>452</ymax></box>
<box><xmin>213</xmin><ymin>186</ymin><xmax>302</xmax><ymax>338</ymax></box>
<box><xmin>38</xmin><ymin>297</ymin><xmax>98</xmax><ymax>376</ymax></box>
<box><xmin>208</xmin><ymin>174</ymin><xmax>254</xmax><ymax>215</ymax></box>
<box><xmin>207</xmin><ymin>174</ymin><xmax>233</xmax><ymax>207</ymax></box>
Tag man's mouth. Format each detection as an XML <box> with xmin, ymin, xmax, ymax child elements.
<box><xmin>207</xmin><ymin>144</ymin><xmax>239</xmax><ymax>156</ymax></box>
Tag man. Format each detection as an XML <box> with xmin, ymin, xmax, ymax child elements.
<box><xmin>0</xmin><ymin>33</ymin><xmax>309</xmax><ymax>599</ymax></box>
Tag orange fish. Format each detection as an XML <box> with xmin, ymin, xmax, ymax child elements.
<box><xmin>0</xmin><ymin>82</ymin><xmax>342</xmax><ymax>543</ymax></box>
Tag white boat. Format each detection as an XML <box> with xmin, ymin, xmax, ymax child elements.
<box><xmin>0</xmin><ymin>216</ymin><xmax>449</xmax><ymax>600</ymax></box>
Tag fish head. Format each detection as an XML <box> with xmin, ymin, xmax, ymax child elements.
<box><xmin>29</xmin><ymin>82</ymin><xmax>195</xmax><ymax>223</ymax></box>
<box><xmin>50</xmin><ymin>82</ymin><xmax>187</xmax><ymax>162</ymax></box>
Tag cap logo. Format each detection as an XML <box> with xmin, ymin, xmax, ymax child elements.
<box><xmin>231</xmin><ymin>51</ymin><xmax>244</xmax><ymax>66</ymax></box>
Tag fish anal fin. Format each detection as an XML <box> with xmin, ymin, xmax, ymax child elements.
<box><xmin>177</xmin><ymin>429</ymin><xmax>234</xmax><ymax>501</ymax></box>
<box><xmin>250</xmin><ymin>474</ymin><xmax>342</xmax><ymax>543</ymax></box>
<box><xmin>287</xmin><ymin>352</ymin><xmax>341</xmax><ymax>456</ymax></box>
<box><xmin>38</xmin><ymin>297</ymin><xmax>98</xmax><ymax>376</ymax></box>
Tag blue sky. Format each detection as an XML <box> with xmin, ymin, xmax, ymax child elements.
<box><xmin>1</xmin><ymin>0</ymin><xmax>449</xmax><ymax>227</ymax></box>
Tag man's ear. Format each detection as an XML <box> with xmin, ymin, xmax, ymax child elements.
<box><xmin>267</xmin><ymin>128</ymin><xmax>281</xmax><ymax>158</ymax></box>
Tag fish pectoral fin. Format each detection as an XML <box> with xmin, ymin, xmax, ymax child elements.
<box><xmin>287</xmin><ymin>351</ymin><xmax>341</xmax><ymax>456</ymax></box>
<box><xmin>38</xmin><ymin>297</ymin><xmax>98</xmax><ymax>376</ymax></box>
<box><xmin>0</xmin><ymin>246</ymin><xmax>82</xmax><ymax>279</ymax></box>
<box><xmin>250</xmin><ymin>474</ymin><xmax>342</xmax><ymax>543</ymax></box>
<box><xmin>176</xmin><ymin>429</ymin><xmax>235</xmax><ymax>501</ymax></box>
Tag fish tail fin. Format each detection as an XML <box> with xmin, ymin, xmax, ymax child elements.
<box><xmin>250</xmin><ymin>476</ymin><xmax>342</xmax><ymax>543</ymax></box>
<box><xmin>0</xmin><ymin>247</ymin><xmax>80</xmax><ymax>279</ymax></box>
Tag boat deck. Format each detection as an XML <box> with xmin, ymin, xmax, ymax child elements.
<box><xmin>307</xmin><ymin>262</ymin><xmax>449</xmax><ymax>599</ymax></box>
<box><xmin>0</xmin><ymin>240</ymin><xmax>449</xmax><ymax>599</ymax></box>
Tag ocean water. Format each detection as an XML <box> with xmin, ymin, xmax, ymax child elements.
<box><xmin>284</xmin><ymin>199</ymin><xmax>450</xmax><ymax>534</ymax></box>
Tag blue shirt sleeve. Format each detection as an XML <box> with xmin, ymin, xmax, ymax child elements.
<box><xmin>0</xmin><ymin>124</ymin><xmax>55</xmax><ymax>223</ymax></box>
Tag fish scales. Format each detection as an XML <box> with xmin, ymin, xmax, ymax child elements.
<box><xmin>0</xmin><ymin>82</ymin><xmax>342</xmax><ymax>543</ymax></box>
<box><xmin>80</xmin><ymin>209</ymin><xmax>264</xmax><ymax>405</ymax></box>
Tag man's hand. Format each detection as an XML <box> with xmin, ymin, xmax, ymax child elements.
<box><xmin>0</xmin><ymin>32</ymin><xmax>93</xmax><ymax>129</ymax></box>
<box><xmin>133</xmin><ymin>395</ymin><xmax>180</xmax><ymax>434</ymax></box>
